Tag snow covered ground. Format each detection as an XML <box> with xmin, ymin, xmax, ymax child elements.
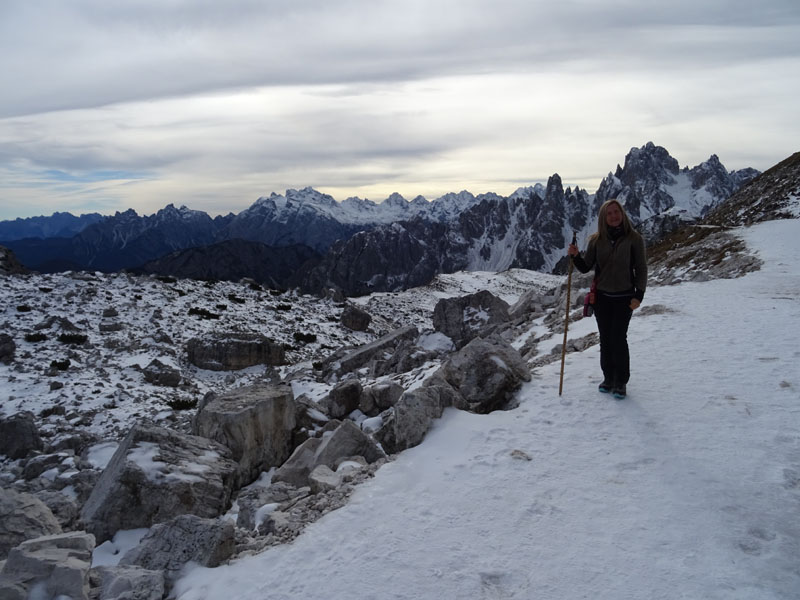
<box><xmin>173</xmin><ymin>219</ymin><xmax>800</xmax><ymax>600</ymax></box>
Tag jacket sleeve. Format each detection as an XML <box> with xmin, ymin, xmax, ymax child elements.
<box><xmin>572</xmin><ymin>238</ymin><xmax>595</xmax><ymax>274</ymax></box>
<box><xmin>632</xmin><ymin>234</ymin><xmax>647</xmax><ymax>302</ymax></box>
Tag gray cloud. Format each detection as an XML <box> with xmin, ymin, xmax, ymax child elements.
<box><xmin>3</xmin><ymin>0</ymin><xmax>798</xmax><ymax>117</ymax></box>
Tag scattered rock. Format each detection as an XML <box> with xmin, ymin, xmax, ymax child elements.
<box><xmin>375</xmin><ymin>385</ymin><xmax>463</xmax><ymax>454</ymax></box>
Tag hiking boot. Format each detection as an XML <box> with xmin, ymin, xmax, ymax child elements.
<box><xmin>598</xmin><ymin>380</ymin><xmax>613</xmax><ymax>394</ymax></box>
<box><xmin>612</xmin><ymin>384</ymin><xmax>627</xmax><ymax>400</ymax></box>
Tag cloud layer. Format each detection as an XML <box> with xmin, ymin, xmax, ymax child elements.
<box><xmin>1</xmin><ymin>0</ymin><xmax>798</xmax><ymax>219</ymax></box>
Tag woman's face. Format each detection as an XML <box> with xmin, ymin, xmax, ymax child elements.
<box><xmin>605</xmin><ymin>202</ymin><xmax>623</xmax><ymax>227</ymax></box>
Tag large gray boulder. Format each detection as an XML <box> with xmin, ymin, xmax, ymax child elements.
<box><xmin>325</xmin><ymin>379</ymin><xmax>363</xmax><ymax>419</ymax></box>
<box><xmin>359</xmin><ymin>381</ymin><xmax>404</xmax><ymax>416</ymax></box>
<box><xmin>0</xmin><ymin>531</ymin><xmax>95</xmax><ymax>600</ymax></box>
<box><xmin>142</xmin><ymin>358</ymin><xmax>182</xmax><ymax>387</ymax></box>
<box><xmin>193</xmin><ymin>384</ymin><xmax>296</xmax><ymax>487</ymax></box>
<box><xmin>435</xmin><ymin>336</ymin><xmax>531</xmax><ymax>413</ymax></box>
<box><xmin>120</xmin><ymin>515</ymin><xmax>234</xmax><ymax>587</ymax></box>
<box><xmin>375</xmin><ymin>336</ymin><xmax>530</xmax><ymax>453</ymax></box>
<box><xmin>374</xmin><ymin>385</ymin><xmax>465</xmax><ymax>454</ymax></box>
<box><xmin>0</xmin><ymin>411</ymin><xmax>44</xmax><ymax>459</ymax></box>
<box><xmin>186</xmin><ymin>332</ymin><xmax>285</xmax><ymax>371</ymax></box>
<box><xmin>80</xmin><ymin>423</ymin><xmax>238</xmax><ymax>544</ymax></box>
<box><xmin>432</xmin><ymin>290</ymin><xmax>510</xmax><ymax>349</ymax></box>
<box><xmin>92</xmin><ymin>565</ymin><xmax>165</xmax><ymax>600</ymax></box>
<box><xmin>0</xmin><ymin>488</ymin><xmax>62</xmax><ymax>560</ymax></box>
<box><xmin>340</xmin><ymin>304</ymin><xmax>372</xmax><ymax>331</ymax></box>
<box><xmin>273</xmin><ymin>420</ymin><xmax>385</xmax><ymax>487</ymax></box>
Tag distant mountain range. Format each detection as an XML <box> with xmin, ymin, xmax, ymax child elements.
<box><xmin>0</xmin><ymin>142</ymin><xmax>764</xmax><ymax>294</ymax></box>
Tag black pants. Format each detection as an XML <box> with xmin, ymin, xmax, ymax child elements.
<box><xmin>594</xmin><ymin>292</ymin><xmax>633</xmax><ymax>385</ymax></box>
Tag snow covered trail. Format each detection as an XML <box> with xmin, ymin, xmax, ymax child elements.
<box><xmin>174</xmin><ymin>220</ymin><xmax>800</xmax><ymax>600</ymax></box>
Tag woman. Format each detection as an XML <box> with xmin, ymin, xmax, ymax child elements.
<box><xmin>568</xmin><ymin>199</ymin><xmax>647</xmax><ymax>399</ymax></box>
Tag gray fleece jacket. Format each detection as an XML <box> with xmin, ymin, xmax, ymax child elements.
<box><xmin>573</xmin><ymin>231</ymin><xmax>647</xmax><ymax>302</ymax></box>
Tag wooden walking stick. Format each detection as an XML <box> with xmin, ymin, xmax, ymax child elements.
<box><xmin>559</xmin><ymin>231</ymin><xmax>577</xmax><ymax>396</ymax></box>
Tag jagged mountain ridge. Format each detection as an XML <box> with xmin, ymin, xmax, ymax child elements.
<box><xmin>0</xmin><ymin>143</ymin><xmax>758</xmax><ymax>283</ymax></box>
<box><xmin>304</xmin><ymin>143</ymin><xmax>759</xmax><ymax>295</ymax></box>
<box><xmin>0</xmin><ymin>211</ymin><xmax>104</xmax><ymax>242</ymax></box>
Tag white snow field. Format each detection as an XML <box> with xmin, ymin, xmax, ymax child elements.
<box><xmin>174</xmin><ymin>219</ymin><xmax>800</xmax><ymax>600</ymax></box>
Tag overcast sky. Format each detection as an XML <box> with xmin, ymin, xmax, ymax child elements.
<box><xmin>0</xmin><ymin>0</ymin><xmax>798</xmax><ymax>220</ymax></box>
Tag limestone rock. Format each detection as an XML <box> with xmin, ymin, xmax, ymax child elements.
<box><xmin>432</xmin><ymin>290</ymin><xmax>510</xmax><ymax>349</ymax></box>
<box><xmin>374</xmin><ymin>384</ymin><xmax>464</xmax><ymax>454</ymax></box>
<box><xmin>235</xmin><ymin>482</ymin><xmax>303</xmax><ymax>531</ymax></box>
<box><xmin>120</xmin><ymin>515</ymin><xmax>234</xmax><ymax>585</ymax></box>
<box><xmin>362</xmin><ymin>382</ymin><xmax>404</xmax><ymax>414</ymax></box>
<box><xmin>340</xmin><ymin>305</ymin><xmax>372</xmax><ymax>331</ymax></box>
<box><xmin>142</xmin><ymin>359</ymin><xmax>181</xmax><ymax>387</ymax></box>
<box><xmin>0</xmin><ymin>488</ymin><xmax>62</xmax><ymax>560</ymax></box>
<box><xmin>80</xmin><ymin>423</ymin><xmax>238</xmax><ymax>543</ymax></box>
<box><xmin>186</xmin><ymin>332</ymin><xmax>285</xmax><ymax>371</ymax></box>
<box><xmin>273</xmin><ymin>420</ymin><xmax>385</xmax><ymax>487</ymax></box>
<box><xmin>435</xmin><ymin>336</ymin><xmax>531</xmax><ymax>413</ymax></box>
<box><xmin>192</xmin><ymin>384</ymin><xmax>296</xmax><ymax>487</ymax></box>
<box><xmin>325</xmin><ymin>379</ymin><xmax>362</xmax><ymax>419</ymax></box>
<box><xmin>0</xmin><ymin>245</ymin><xmax>28</xmax><ymax>275</ymax></box>
<box><xmin>323</xmin><ymin>326</ymin><xmax>418</xmax><ymax>376</ymax></box>
<box><xmin>0</xmin><ymin>531</ymin><xmax>94</xmax><ymax>600</ymax></box>
<box><xmin>92</xmin><ymin>565</ymin><xmax>165</xmax><ymax>600</ymax></box>
<box><xmin>309</xmin><ymin>465</ymin><xmax>341</xmax><ymax>494</ymax></box>
<box><xmin>0</xmin><ymin>411</ymin><xmax>44</xmax><ymax>460</ymax></box>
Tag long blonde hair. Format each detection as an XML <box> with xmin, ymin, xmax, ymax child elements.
<box><xmin>591</xmin><ymin>199</ymin><xmax>634</xmax><ymax>241</ymax></box>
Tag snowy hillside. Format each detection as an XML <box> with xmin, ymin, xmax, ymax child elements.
<box><xmin>172</xmin><ymin>218</ymin><xmax>800</xmax><ymax>600</ymax></box>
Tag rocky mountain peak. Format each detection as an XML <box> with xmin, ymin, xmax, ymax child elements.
<box><xmin>621</xmin><ymin>142</ymin><xmax>680</xmax><ymax>186</ymax></box>
<box><xmin>0</xmin><ymin>245</ymin><xmax>28</xmax><ymax>274</ymax></box>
